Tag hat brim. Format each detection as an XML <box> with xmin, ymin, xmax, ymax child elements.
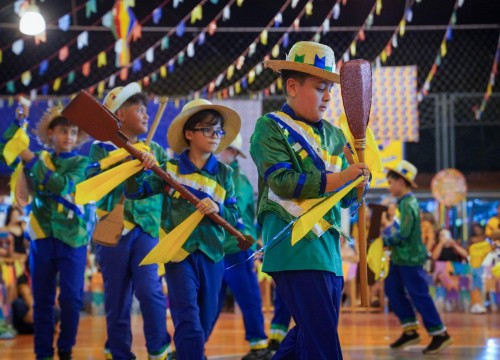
<box><xmin>385</xmin><ymin>166</ymin><xmax>418</xmax><ymax>188</ymax></box>
<box><xmin>264</xmin><ymin>60</ymin><xmax>340</xmax><ymax>83</ymax></box>
<box><xmin>109</xmin><ymin>82</ymin><xmax>142</xmax><ymax>113</ymax></box>
<box><xmin>168</xmin><ymin>104</ymin><xmax>241</xmax><ymax>155</ymax></box>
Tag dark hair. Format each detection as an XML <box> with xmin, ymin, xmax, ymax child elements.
<box><xmin>121</xmin><ymin>92</ymin><xmax>149</xmax><ymax>109</ymax></box>
<box><xmin>387</xmin><ymin>170</ymin><xmax>412</xmax><ymax>188</ymax></box>
<box><xmin>5</xmin><ymin>205</ymin><xmax>22</xmax><ymax>226</ymax></box>
<box><xmin>182</xmin><ymin>109</ymin><xmax>224</xmax><ymax>146</ymax></box>
<box><xmin>281</xmin><ymin>70</ymin><xmax>310</xmax><ymax>96</ymax></box>
<box><xmin>48</xmin><ymin>116</ymin><xmax>77</xmax><ymax>130</ymax></box>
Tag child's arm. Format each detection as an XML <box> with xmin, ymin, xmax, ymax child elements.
<box><xmin>124</xmin><ymin>150</ymin><xmax>164</xmax><ymax>200</ymax></box>
<box><xmin>251</xmin><ymin>119</ymin><xmax>369</xmax><ymax>199</ymax></box>
<box><xmin>382</xmin><ymin>202</ymin><xmax>414</xmax><ymax>247</ymax></box>
<box><xmin>25</xmin><ymin>155</ymin><xmax>88</xmax><ymax>196</ymax></box>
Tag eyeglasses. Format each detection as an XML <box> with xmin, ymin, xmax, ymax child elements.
<box><xmin>192</xmin><ymin>127</ymin><xmax>226</xmax><ymax>138</ymax></box>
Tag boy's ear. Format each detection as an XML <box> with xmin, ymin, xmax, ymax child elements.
<box><xmin>115</xmin><ymin>108</ymin><xmax>125</xmax><ymax>121</ymax></box>
<box><xmin>185</xmin><ymin>129</ymin><xmax>194</xmax><ymax>142</ymax></box>
<box><xmin>286</xmin><ymin>78</ymin><xmax>297</xmax><ymax>98</ymax></box>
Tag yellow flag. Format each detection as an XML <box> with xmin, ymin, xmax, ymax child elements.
<box><xmin>367</xmin><ymin>237</ymin><xmax>389</xmax><ymax>281</ymax></box>
<box><xmin>140</xmin><ymin>210</ymin><xmax>205</xmax><ymax>265</ymax></box>
<box><xmin>3</xmin><ymin>126</ymin><xmax>30</xmax><ymax>165</ymax></box>
<box><xmin>291</xmin><ymin>176</ymin><xmax>363</xmax><ymax>245</ymax></box>
<box><xmin>75</xmin><ymin>159</ymin><xmax>143</xmax><ymax>204</ymax></box>
<box><xmin>339</xmin><ymin>114</ymin><xmax>383</xmax><ymax>174</ymax></box>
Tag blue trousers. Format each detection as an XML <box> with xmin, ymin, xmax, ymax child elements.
<box><xmin>271</xmin><ymin>271</ymin><xmax>344</xmax><ymax>360</ymax></box>
<box><xmin>165</xmin><ymin>251</ymin><xmax>224</xmax><ymax>360</ymax></box>
<box><xmin>385</xmin><ymin>263</ymin><xmax>445</xmax><ymax>335</ymax></box>
<box><xmin>30</xmin><ymin>237</ymin><xmax>87</xmax><ymax>359</ymax></box>
<box><xmin>270</xmin><ymin>288</ymin><xmax>292</xmax><ymax>340</ymax></box>
<box><xmin>218</xmin><ymin>250</ymin><xmax>267</xmax><ymax>347</ymax></box>
<box><xmin>96</xmin><ymin>227</ymin><xmax>170</xmax><ymax>360</ymax></box>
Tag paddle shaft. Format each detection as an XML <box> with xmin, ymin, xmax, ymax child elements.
<box><xmin>145</xmin><ymin>97</ymin><xmax>167</xmax><ymax>145</ymax></box>
<box><xmin>356</xmin><ymin>146</ymin><xmax>369</xmax><ymax>307</ymax></box>
<box><xmin>114</xmin><ymin>132</ymin><xmax>254</xmax><ymax>251</ymax></box>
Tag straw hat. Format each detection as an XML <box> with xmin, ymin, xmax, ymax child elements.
<box><xmin>386</xmin><ymin>160</ymin><xmax>418</xmax><ymax>188</ymax></box>
<box><xmin>35</xmin><ymin>106</ymin><xmax>89</xmax><ymax>148</ymax></box>
<box><xmin>263</xmin><ymin>41</ymin><xmax>340</xmax><ymax>83</ymax></box>
<box><xmin>227</xmin><ymin>133</ymin><xmax>246</xmax><ymax>159</ymax></box>
<box><xmin>167</xmin><ymin>99</ymin><xmax>241</xmax><ymax>155</ymax></box>
<box><xmin>103</xmin><ymin>82</ymin><xmax>142</xmax><ymax>113</ymax></box>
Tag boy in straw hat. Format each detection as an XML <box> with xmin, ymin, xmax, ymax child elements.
<box><xmin>0</xmin><ymin>105</ymin><xmax>90</xmax><ymax>360</ymax></box>
<box><xmin>250</xmin><ymin>40</ymin><xmax>370</xmax><ymax>359</ymax></box>
<box><xmin>216</xmin><ymin>134</ymin><xmax>273</xmax><ymax>360</ymax></box>
<box><xmin>382</xmin><ymin>160</ymin><xmax>452</xmax><ymax>354</ymax></box>
<box><xmin>87</xmin><ymin>82</ymin><xmax>172</xmax><ymax>360</ymax></box>
<box><xmin>130</xmin><ymin>98</ymin><xmax>240</xmax><ymax>359</ymax></box>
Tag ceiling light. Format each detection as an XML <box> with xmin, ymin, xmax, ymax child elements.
<box><xmin>19</xmin><ymin>4</ymin><xmax>46</xmax><ymax>36</ymax></box>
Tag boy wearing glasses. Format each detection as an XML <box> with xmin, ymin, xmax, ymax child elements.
<box><xmin>129</xmin><ymin>99</ymin><xmax>240</xmax><ymax>359</ymax></box>
<box><xmin>88</xmin><ymin>83</ymin><xmax>172</xmax><ymax>360</ymax></box>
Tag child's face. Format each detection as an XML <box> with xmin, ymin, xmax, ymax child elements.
<box><xmin>387</xmin><ymin>177</ymin><xmax>405</xmax><ymax>198</ymax></box>
<box><xmin>185</xmin><ymin>121</ymin><xmax>224</xmax><ymax>154</ymax></box>
<box><xmin>48</xmin><ymin>125</ymin><xmax>78</xmax><ymax>153</ymax></box>
<box><xmin>288</xmin><ymin>76</ymin><xmax>334</xmax><ymax>122</ymax></box>
<box><xmin>116</xmin><ymin>103</ymin><xmax>149</xmax><ymax>136</ymax></box>
<box><xmin>218</xmin><ymin>147</ymin><xmax>238</xmax><ymax>165</ymax></box>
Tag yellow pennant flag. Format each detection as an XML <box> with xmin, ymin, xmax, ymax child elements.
<box><xmin>3</xmin><ymin>126</ymin><xmax>30</xmax><ymax>165</ymax></box>
<box><xmin>291</xmin><ymin>176</ymin><xmax>363</xmax><ymax>245</ymax></box>
<box><xmin>97</xmin><ymin>51</ymin><xmax>107</xmax><ymax>67</ymax></box>
<box><xmin>53</xmin><ymin>77</ymin><xmax>62</xmax><ymax>91</ymax></box>
<box><xmin>191</xmin><ymin>5</ymin><xmax>203</xmax><ymax>24</ymax></box>
<box><xmin>75</xmin><ymin>159</ymin><xmax>143</xmax><ymax>204</ymax></box>
<box><xmin>260</xmin><ymin>30</ymin><xmax>268</xmax><ymax>45</ymax></box>
<box><xmin>140</xmin><ymin>210</ymin><xmax>205</xmax><ymax>265</ymax></box>
<box><xmin>367</xmin><ymin>237</ymin><xmax>389</xmax><ymax>281</ymax></box>
<box><xmin>339</xmin><ymin>114</ymin><xmax>383</xmax><ymax>174</ymax></box>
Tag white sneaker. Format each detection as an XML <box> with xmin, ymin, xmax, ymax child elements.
<box><xmin>470</xmin><ymin>303</ymin><xmax>487</xmax><ymax>314</ymax></box>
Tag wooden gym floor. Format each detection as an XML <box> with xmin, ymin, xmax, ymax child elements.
<box><xmin>1</xmin><ymin>311</ymin><xmax>499</xmax><ymax>359</ymax></box>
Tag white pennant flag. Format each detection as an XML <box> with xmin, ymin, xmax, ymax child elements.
<box><xmin>187</xmin><ymin>43</ymin><xmax>195</xmax><ymax>57</ymax></box>
<box><xmin>12</xmin><ymin>39</ymin><xmax>24</xmax><ymax>55</ymax></box>
<box><xmin>77</xmin><ymin>32</ymin><xmax>89</xmax><ymax>49</ymax></box>
<box><xmin>146</xmin><ymin>47</ymin><xmax>155</xmax><ymax>63</ymax></box>
<box><xmin>223</xmin><ymin>6</ymin><xmax>230</xmax><ymax>21</ymax></box>
<box><xmin>109</xmin><ymin>75</ymin><xmax>116</xmax><ymax>88</ymax></box>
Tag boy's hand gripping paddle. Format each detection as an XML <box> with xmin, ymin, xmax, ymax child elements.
<box><xmin>340</xmin><ymin>59</ymin><xmax>372</xmax><ymax>307</ymax></box>
<box><xmin>62</xmin><ymin>90</ymin><xmax>254</xmax><ymax>251</ymax></box>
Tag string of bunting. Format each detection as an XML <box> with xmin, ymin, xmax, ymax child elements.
<box><xmin>1</xmin><ymin>0</ymin><xmax>92</xmax><ymax>53</ymax></box>
<box><xmin>473</xmin><ymin>31</ymin><xmax>499</xmax><ymax>120</ymax></box>
<box><xmin>204</xmin><ymin>0</ymin><xmax>347</xmax><ymax>100</ymax></box>
<box><xmin>417</xmin><ymin>0</ymin><xmax>465</xmax><ymax>102</ymax></box>
<box><xmin>83</xmin><ymin>0</ymin><xmax>241</xmax><ymax>100</ymax></box>
<box><xmin>372</xmin><ymin>0</ymin><xmax>420</xmax><ymax>68</ymax></box>
<box><xmin>4</xmin><ymin>0</ymin><xmax>175</xmax><ymax>96</ymax></box>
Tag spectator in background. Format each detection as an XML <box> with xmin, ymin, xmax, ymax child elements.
<box><xmin>5</xmin><ymin>206</ymin><xmax>28</xmax><ymax>257</ymax></box>
<box><xmin>469</xmin><ymin>223</ymin><xmax>486</xmax><ymax>246</ymax></box>
<box><xmin>421</xmin><ymin>212</ymin><xmax>437</xmax><ymax>252</ymax></box>
<box><xmin>432</xmin><ymin>229</ymin><xmax>468</xmax><ymax>262</ymax></box>
<box><xmin>486</xmin><ymin>204</ymin><xmax>500</xmax><ymax>237</ymax></box>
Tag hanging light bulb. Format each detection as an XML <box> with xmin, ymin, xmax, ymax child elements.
<box><xmin>19</xmin><ymin>3</ymin><xmax>46</xmax><ymax>36</ymax></box>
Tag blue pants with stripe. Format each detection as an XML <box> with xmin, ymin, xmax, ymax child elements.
<box><xmin>96</xmin><ymin>227</ymin><xmax>170</xmax><ymax>360</ymax></box>
<box><xmin>385</xmin><ymin>263</ymin><xmax>445</xmax><ymax>334</ymax></box>
<box><xmin>165</xmin><ymin>251</ymin><xmax>224</xmax><ymax>360</ymax></box>
<box><xmin>271</xmin><ymin>288</ymin><xmax>292</xmax><ymax>331</ymax></box>
<box><xmin>271</xmin><ymin>270</ymin><xmax>344</xmax><ymax>360</ymax></box>
<box><xmin>217</xmin><ymin>250</ymin><xmax>267</xmax><ymax>346</ymax></box>
<box><xmin>30</xmin><ymin>237</ymin><xmax>87</xmax><ymax>359</ymax></box>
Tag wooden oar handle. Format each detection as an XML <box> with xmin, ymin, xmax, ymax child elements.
<box><xmin>356</xmin><ymin>147</ymin><xmax>369</xmax><ymax>308</ymax></box>
<box><xmin>121</xmin><ymin>138</ymin><xmax>254</xmax><ymax>251</ymax></box>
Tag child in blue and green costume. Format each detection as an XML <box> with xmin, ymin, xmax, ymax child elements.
<box><xmin>382</xmin><ymin>160</ymin><xmax>452</xmax><ymax>355</ymax></box>
<box><xmin>127</xmin><ymin>99</ymin><xmax>240</xmax><ymax>360</ymax></box>
<box><xmin>0</xmin><ymin>105</ymin><xmax>90</xmax><ymax>360</ymax></box>
<box><xmin>250</xmin><ymin>41</ymin><xmax>370</xmax><ymax>359</ymax></box>
<box><xmin>86</xmin><ymin>82</ymin><xmax>172</xmax><ymax>360</ymax></box>
<box><xmin>216</xmin><ymin>134</ymin><xmax>273</xmax><ymax>360</ymax></box>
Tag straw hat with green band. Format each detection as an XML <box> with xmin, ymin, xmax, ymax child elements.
<box><xmin>36</xmin><ymin>106</ymin><xmax>89</xmax><ymax>148</ymax></box>
<box><xmin>167</xmin><ymin>99</ymin><xmax>241</xmax><ymax>155</ymax></box>
<box><xmin>386</xmin><ymin>160</ymin><xmax>418</xmax><ymax>188</ymax></box>
<box><xmin>263</xmin><ymin>41</ymin><xmax>340</xmax><ymax>83</ymax></box>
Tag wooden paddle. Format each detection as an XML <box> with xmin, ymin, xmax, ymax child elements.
<box><xmin>340</xmin><ymin>59</ymin><xmax>372</xmax><ymax>307</ymax></box>
<box><xmin>62</xmin><ymin>90</ymin><xmax>254</xmax><ymax>251</ymax></box>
